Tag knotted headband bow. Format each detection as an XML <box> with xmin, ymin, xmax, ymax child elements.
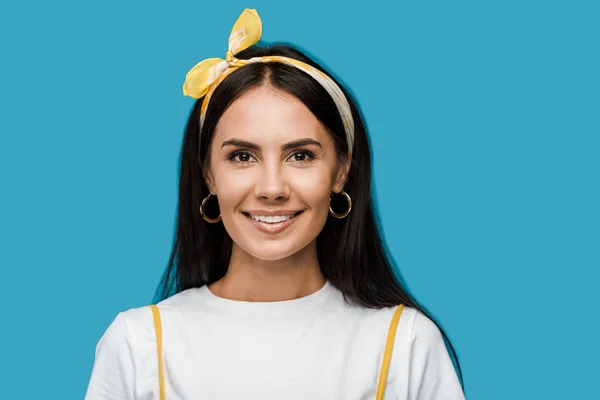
<box><xmin>182</xmin><ymin>9</ymin><xmax>355</xmax><ymax>158</ymax></box>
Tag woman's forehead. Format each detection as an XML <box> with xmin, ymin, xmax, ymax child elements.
<box><xmin>214</xmin><ymin>86</ymin><xmax>329</xmax><ymax>145</ymax></box>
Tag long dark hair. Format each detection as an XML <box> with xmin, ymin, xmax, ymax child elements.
<box><xmin>157</xmin><ymin>44</ymin><xmax>464</xmax><ymax>388</ymax></box>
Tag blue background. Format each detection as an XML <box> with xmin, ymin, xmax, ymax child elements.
<box><xmin>1</xmin><ymin>0</ymin><xmax>598</xmax><ymax>398</ymax></box>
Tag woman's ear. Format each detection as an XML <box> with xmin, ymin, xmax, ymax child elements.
<box><xmin>203</xmin><ymin>167</ymin><xmax>217</xmax><ymax>194</ymax></box>
<box><xmin>332</xmin><ymin>159</ymin><xmax>350</xmax><ymax>193</ymax></box>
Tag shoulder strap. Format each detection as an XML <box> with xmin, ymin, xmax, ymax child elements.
<box><xmin>375</xmin><ymin>304</ymin><xmax>405</xmax><ymax>400</ymax></box>
<box><xmin>150</xmin><ymin>303</ymin><xmax>401</xmax><ymax>400</ymax></box>
<box><xmin>150</xmin><ymin>305</ymin><xmax>166</xmax><ymax>400</ymax></box>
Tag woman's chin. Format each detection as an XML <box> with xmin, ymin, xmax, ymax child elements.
<box><xmin>236</xmin><ymin>240</ymin><xmax>315</xmax><ymax>263</ymax></box>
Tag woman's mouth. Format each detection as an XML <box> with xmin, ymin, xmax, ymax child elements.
<box><xmin>242</xmin><ymin>211</ymin><xmax>303</xmax><ymax>234</ymax></box>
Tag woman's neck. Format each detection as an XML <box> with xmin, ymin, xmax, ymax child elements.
<box><xmin>208</xmin><ymin>241</ymin><xmax>325</xmax><ymax>302</ymax></box>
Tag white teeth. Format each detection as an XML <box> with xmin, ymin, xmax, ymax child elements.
<box><xmin>250</xmin><ymin>214</ymin><xmax>295</xmax><ymax>223</ymax></box>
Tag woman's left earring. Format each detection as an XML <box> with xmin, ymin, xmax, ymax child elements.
<box><xmin>329</xmin><ymin>191</ymin><xmax>352</xmax><ymax>219</ymax></box>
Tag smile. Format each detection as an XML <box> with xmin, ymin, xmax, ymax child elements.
<box><xmin>242</xmin><ymin>211</ymin><xmax>303</xmax><ymax>234</ymax></box>
<box><xmin>249</xmin><ymin>213</ymin><xmax>295</xmax><ymax>223</ymax></box>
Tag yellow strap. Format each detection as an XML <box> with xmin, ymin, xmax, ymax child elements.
<box><xmin>150</xmin><ymin>305</ymin><xmax>166</xmax><ymax>400</ymax></box>
<box><xmin>149</xmin><ymin>303</ymin><xmax>401</xmax><ymax>400</ymax></box>
<box><xmin>375</xmin><ymin>304</ymin><xmax>405</xmax><ymax>400</ymax></box>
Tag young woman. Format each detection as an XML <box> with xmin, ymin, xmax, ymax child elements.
<box><xmin>85</xmin><ymin>9</ymin><xmax>465</xmax><ymax>400</ymax></box>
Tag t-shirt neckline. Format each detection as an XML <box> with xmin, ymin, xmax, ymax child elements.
<box><xmin>198</xmin><ymin>280</ymin><xmax>335</xmax><ymax>314</ymax></box>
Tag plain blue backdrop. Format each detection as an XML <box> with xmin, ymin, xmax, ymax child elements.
<box><xmin>0</xmin><ymin>0</ymin><xmax>598</xmax><ymax>398</ymax></box>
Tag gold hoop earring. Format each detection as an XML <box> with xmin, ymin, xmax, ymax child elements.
<box><xmin>329</xmin><ymin>191</ymin><xmax>352</xmax><ymax>219</ymax></box>
<box><xmin>199</xmin><ymin>192</ymin><xmax>222</xmax><ymax>223</ymax></box>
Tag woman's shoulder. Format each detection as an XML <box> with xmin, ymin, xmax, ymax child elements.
<box><xmin>155</xmin><ymin>286</ymin><xmax>205</xmax><ymax>310</ymax></box>
<box><xmin>103</xmin><ymin>287</ymin><xmax>205</xmax><ymax>338</ymax></box>
<box><xmin>85</xmin><ymin>289</ymin><xmax>202</xmax><ymax>400</ymax></box>
<box><xmin>337</xmin><ymin>301</ymin><xmax>420</xmax><ymax>342</ymax></box>
<box><xmin>357</xmin><ymin>304</ymin><xmax>444</xmax><ymax>348</ymax></box>
<box><xmin>398</xmin><ymin>306</ymin><xmax>446</xmax><ymax>344</ymax></box>
<box><xmin>392</xmin><ymin>305</ymin><xmax>446</xmax><ymax>348</ymax></box>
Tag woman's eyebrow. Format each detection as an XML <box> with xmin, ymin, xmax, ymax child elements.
<box><xmin>221</xmin><ymin>138</ymin><xmax>323</xmax><ymax>151</ymax></box>
<box><xmin>282</xmin><ymin>139</ymin><xmax>323</xmax><ymax>151</ymax></box>
<box><xmin>221</xmin><ymin>139</ymin><xmax>260</xmax><ymax>150</ymax></box>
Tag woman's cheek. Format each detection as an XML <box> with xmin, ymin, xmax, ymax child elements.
<box><xmin>290</xmin><ymin>169</ymin><xmax>333</xmax><ymax>204</ymax></box>
<box><xmin>213</xmin><ymin>167</ymin><xmax>255</xmax><ymax>209</ymax></box>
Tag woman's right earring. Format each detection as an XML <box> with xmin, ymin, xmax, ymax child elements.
<box><xmin>199</xmin><ymin>192</ymin><xmax>222</xmax><ymax>223</ymax></box>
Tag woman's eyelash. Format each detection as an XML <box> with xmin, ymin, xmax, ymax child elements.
<box><xmin>287</xmin><ymin>150</ymin><xmax>315</xmax><ymax>162</ymax></box>
<box><xmin>226</xmin><ymin>151</ymin><xmax>255</xmax><ymax>163</ymax></box>
<box><xmin>226</xmin><ymin>150</ymin><xmax>316</xmax><ymax>163</ymax></box>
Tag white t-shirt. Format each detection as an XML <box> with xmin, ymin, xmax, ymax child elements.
<box><xmin>85</xmin><ymin>281</ymin><xmax>464</xmax><ymax>399</ymax></box>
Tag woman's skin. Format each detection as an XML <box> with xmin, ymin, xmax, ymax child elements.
<box><xmin>206</xmin><ymin>85</ymin><xmax>349</xmax><ymax>303</ymax></box>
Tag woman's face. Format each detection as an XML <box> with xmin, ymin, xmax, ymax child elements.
<box><xmin>205</xmin><ymin>86</ymin><xmax>347</xmax><ymax>262</ymax></box>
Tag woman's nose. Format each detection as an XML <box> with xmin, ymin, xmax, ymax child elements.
<box><xmin>253</xmin><ymin>164</ymin><xmax>290</xmax><ymax>201</ymax></box>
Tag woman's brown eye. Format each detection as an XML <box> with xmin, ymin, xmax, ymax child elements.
<box><xmin>230</xmin><ymin>152</ymin><xmax>254</xmax><ymax>163</ymax></box>
<box><xmin>290</xmin><ymin>151</ymin><xmax>313</xmax><ymax>162</ymax></box>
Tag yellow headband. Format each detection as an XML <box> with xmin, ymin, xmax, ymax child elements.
<box><xmin>182</xmin><ymin>9</ymin><xmax>355</xmax><ymax>158</ymax></box>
